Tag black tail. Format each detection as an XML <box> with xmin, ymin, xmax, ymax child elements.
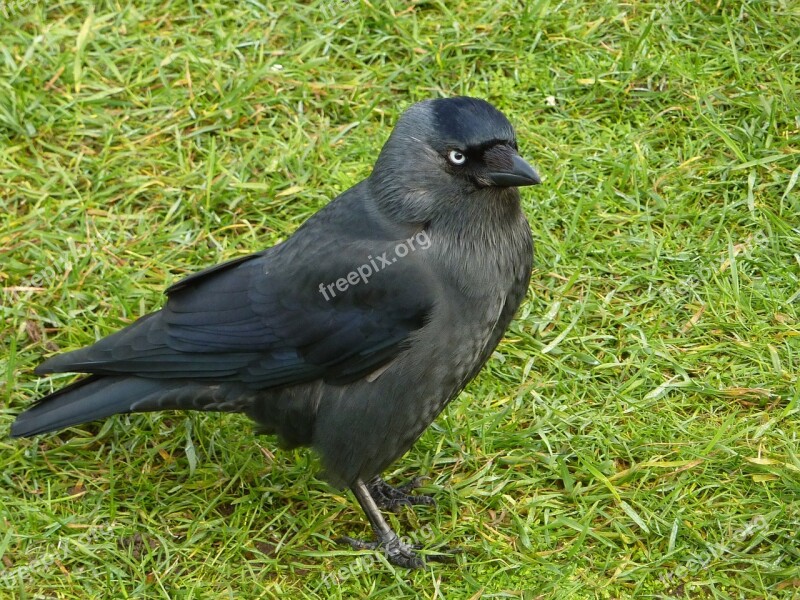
<box><xmin>10</xmin><ymin>375</ymin><xmax>172</xmax><ymax>438</ymax></box>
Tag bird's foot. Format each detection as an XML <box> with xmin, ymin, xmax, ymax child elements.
<box><xmin>344</xmin><ymin>478</ymin><xmax>457</xmax><ymax>569</ymax></box>
<box><xmin>367</xmin><ymin>476</ymin><xmax>435</xmax><ymax>513</ymax></box>
<box><xmin>339</xmin><ymin>534</ymin><xmax>424</xmax><ymax>569</ymax></box>
<box><xmin>338</xmin><ymin>533</ymin><xmax>460</xmax><ymax>568</ymax></box>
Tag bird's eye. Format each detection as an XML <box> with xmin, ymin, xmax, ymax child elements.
<box><xmin>447</xmin><ymin>150</ymin><xmax>466</xmax><ymax>166</ymax></box>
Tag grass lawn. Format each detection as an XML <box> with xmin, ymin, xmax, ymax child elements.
<box><xmin>2</xmin><ymin>0</ymin><xmax>799</xmax><ymax>598</ymax></box>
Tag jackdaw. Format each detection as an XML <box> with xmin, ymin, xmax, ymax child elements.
<box><xmin>11</xmin><ymin>96</ymin><xmax>540</xmax><ymax>568</ymax></box>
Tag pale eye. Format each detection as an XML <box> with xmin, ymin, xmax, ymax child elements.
<box><xmin>447</xmin><ymin>150</ymin><xmax>466</xmax><ymax>166</ymax></box>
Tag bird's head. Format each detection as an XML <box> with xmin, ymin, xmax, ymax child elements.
<box><xmin>370</xmin><ymin>97</ymin><xmax>540</xmax><ymax>223</ymax></box>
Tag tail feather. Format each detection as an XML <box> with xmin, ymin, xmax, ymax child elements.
<box><xmin>10</xmin><ymin>376</ymin><xmax>170</xmax><ymax>438</ymax></box>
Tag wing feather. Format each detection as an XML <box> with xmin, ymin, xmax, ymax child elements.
<box><xmin>36</xmin><ymin>237</ymin><xmax>435</xmax><ymax>390</ymax></box>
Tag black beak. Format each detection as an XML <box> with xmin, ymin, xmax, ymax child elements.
<box><xmin>487</xmin><ymin>154</ymin><xmax>541</xmax><ymax>187</ymax></box>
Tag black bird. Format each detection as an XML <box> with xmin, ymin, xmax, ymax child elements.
<box><xmin>11</xmin><ymin>97</ymin><xmax>540</xmax><ymax>568</ymax></box>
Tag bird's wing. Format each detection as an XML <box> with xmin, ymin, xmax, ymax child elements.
<box><xmin>36</xmin><ymin>238</ymin><xmax>436</xmax><ymax>389</ymax></box>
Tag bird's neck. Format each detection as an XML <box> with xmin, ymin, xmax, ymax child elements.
<box><xmin>428</xmin><ymin>191</ymin><xmax>532</xmax><ymax>297</ymax></box>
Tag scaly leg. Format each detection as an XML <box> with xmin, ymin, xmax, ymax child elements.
<box><xmin>340</xmin><ymin>479</ymin><xmax>425</xmax><ymax>568</ymax></box>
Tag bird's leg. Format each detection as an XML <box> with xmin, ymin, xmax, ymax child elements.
<box><xmin>366</xmin><ymin>475</ymin><xmax>435</xmax><ymax>512</ymax></box>
<box><xmin>340</xmin><ymin>479</ymin><xmax>425</xmax><ymax>569</ymax></box>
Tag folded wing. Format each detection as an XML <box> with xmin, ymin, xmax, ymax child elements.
<box><xmin>36</xmin><ymin>239</ymin><xmax>435</xmax><ymax>389</ymax></box>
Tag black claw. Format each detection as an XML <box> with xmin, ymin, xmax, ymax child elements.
<box><xmin>338</xmin><ymin>535</ymin><xmax>425</xmax><ymax>569</ymax></box>
<box><xmin>337</xmin><ymin>535</ymin><xmax>379</xmax><ymax>551</ymax></box>
<box><xmin>424</xmin><ymin>546</ymin><xmax>464</xmax><ymax>564</ymax></box>
<box><xmin>367</xmin><ymin>476</ymin><xmax>435</xmax><ymax>512</ymax></box>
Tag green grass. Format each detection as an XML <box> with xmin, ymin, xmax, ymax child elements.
<box><xmin>1</xmin><ymin>0</ymin><xmax>799</xmax><ymax>598</ymax></box>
